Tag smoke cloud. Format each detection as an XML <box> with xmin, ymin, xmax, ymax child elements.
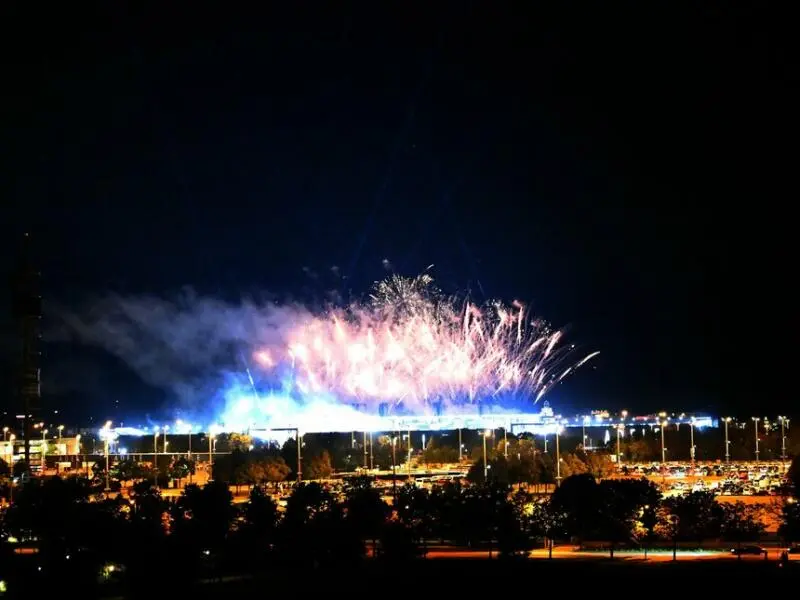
<box><xmin>51</xmin><ymin>290</ymin><xmax>309</xmax><ymax>412</ymax></box>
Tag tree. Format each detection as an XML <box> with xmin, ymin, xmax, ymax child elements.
<box><xmin>421</xmin><ymin>441</ymin><xmax>459</xmax><ymax>465</ymax></box>
<box><xmin>550</xmin><ymin>474</ymin><xmax>603</xmax><ymax>545</ymax></box>
<box><xmin>283</xmin><ymin>482</ymin><xmax>335</xmax><ymax>527</ymax></box>
<box><xmin>558</xmin><ymin>453</ymin><xmax>588</xmax><ymax>478</ymax></box>
<box><xmin>228</xmin><ymin>433</ymin><xmax>253</xmax><ymax>452</ymax></box>
<box><xmin>583</xmin><ymin>452</ymin><xmax>615</xmax><ymax>479</ymax></box>
<box><xmin>528</xmin><ymin>499</ymin><xmax>567</xmax><ymax>559</ymax></box>
<box><xmin>466</xmin><ymin>458</ymin><xmax>488</xmax><ymax>484</ymax></box>
<box><xmin>243</xmin><ymin>485</ymin><xmax>279</xmax><ymax>536</ymax></box>
<box><xmin>495</xmin><ymin>489</ymin><xmax>535</xmax><ymax>558</ymax></box>
<box><xmin>278</xmin><ymin>482</ymin><xmax>364</xmax><ymax>567</ymax></box>
<box><xmin>234</xmin><ymin>484</ymin><xmax>280</xmax><ymax>568</ymax></box>
<box><xmin>788</xmin><ymin>455</ymin><xmax>800</xmax><ymax>495</ymax></box>
<box><xmin>394</xmin><ymin>483</ymin><xmax>432</xmax><ymax>546</ymax></box>
<box><xmin>778</xmin><ymin>499</ymin><xmax>800</xmax><ymax>546</ymax></box>
<box><xmin>345</xmin><ymin>477</ymin><xmax>390</xmax><ymax>556</ymax></box>
<box><xmin>168</xmin><ymin>457</ymin><xmax>195</xmax><ymax>486</ymax></box>
<box><xmin>660</xmin><ymin>491</ymin><xmax>723</xmax><ymax>544</ymax></box>
<box><xmin>379</xmin><ymin>521</ymin><xmax>424</xmax><ymax>561</ymax></box>
<box><xmin>241</xmin><ymin>455</ymin><xmax>290</xmax><ymax>486</ymax></box>
<box><xmin>307</xmin><ymin>450</ymin><xmax>333</xmax><ymax>480</ymax></box>
<box><xmin>12</xmin><ymin>460</ymin><xmax>28</xmax><ymax>478</ymax></box>
<box><xmin>596</xmin><ymin>479</ymin><xmax>660</xmax><ymax>557</ymax></box>
<box><xmin>720</xmin><ymin>501</ymin><xmax>765</xmax><ymax>556</ymax></box>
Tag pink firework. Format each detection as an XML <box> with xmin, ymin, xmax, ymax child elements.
<box><xmin>253</xmin><ymin>274</ymin><xmax>598</xmax><ymax>411</ymax></box>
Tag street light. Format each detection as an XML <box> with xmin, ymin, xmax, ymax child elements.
<box><xmin>102</xmin><ymin>421</ymin><xmax>112</xmax><ymax>492</ymax></box>
<box><xmin>57</xmin><ymin>425</ymin><xmax>64</xmax><ymax>441</ymax></box>
<box><xmin>363</xmin><ymin>431</ymin><xmax>368</xmax><ymax>469</ymax></box>
<box><xmin>75</xmin><ymin>434</ymin><xmax>82</xmax><ymax>475</ymax></box>
<box><xmin>659</xmin><ymin>418</ymin><xmax>668</xmax><ymax>465</ymax></box>
<box><xmin>752</xmin><ymin>417</ymin><xmax>760</xmax><ymax>462</ymax></box>
<box><xmin>482</xmin><ymin>429</ymin><xmax>490</xmax><ymax>482</ymax></box>
<box><xmin>615</xmin><ymin>424</ymin><xmax>623</xmax><ymax>468</ymax></box>
<box><xmin>555</xmin><ymin>425</ymin><xmax>563</xmax><ymax>487</ymax></box>
<box><xmin>723</xmin><ymin>417</ymin><xmax>732</xmax><ymax>463</ymax></box>
<box><xmin>458</xmin><ymin>428</ymin><xmax>462</xmax><ymax>462</ymax></box>
<box><xmin>153</xmin><ymin>430</ymin><xmax>159</xmax><ymax>473</ymax></box>
<box><xmin>391</xmin><ymin>434</ymin><xmax>397</xmax><ymax>493</ymax></box>
<box><xmin>689</xmin><ymin>418</ymin><xmax>696</xmax><ymax>466</ymax></box>
<box><xmin>208</xmin><ymin>431</ymin><xmax>216</xmax><ymax>481</ymax></box>
<box><xmin>406</xmin><ymin>429</ymin><xmax>412</xmax><ymax>475</ymax></box>
<box><xmin>2</xmin><ymin>427</ymin><xmax>8</xmax><ymax>442</ymax></box>
<box><xmin>778</xmin><ymin>416</ymin><xmax>789</xmax><ymax>466</ymax></box>
<box><xmin>41</xmin><ymin>428</ymin><xmax>48</xmax><ymax>470</ymax></box>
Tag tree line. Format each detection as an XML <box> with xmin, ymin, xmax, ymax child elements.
<box><xmin>1</xmin><ymin>455</ymin><xmax>798</xmax><ymax>596</ymax></box>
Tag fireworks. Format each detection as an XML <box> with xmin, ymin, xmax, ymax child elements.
<box><xmin>252</xmin><ymin>275</ymin><xmax>598</xmax><ymax>413</ymax></box>
<box><xmin>59</xmin><ymin>272</ymin><xmax>597</xmax><ymax>429</ymax></box>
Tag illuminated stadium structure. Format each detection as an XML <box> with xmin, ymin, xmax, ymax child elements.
<box><xmin>245</xmin><ymin>404</ymin><xmax>717</xmax><ymax>437</ymax></box>
<box><xmin>109</xmin><ymin>402</ymin><xmax>716</xmax><ymax>439</ymax></box>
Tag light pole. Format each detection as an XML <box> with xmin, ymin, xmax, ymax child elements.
<box><xmin>75</xmin><ymin>434</ymin><xmax>81</xmax><ymax>474</ymax></box>
<box><xmin>503</xmin><ymin>427</ymin><xmax>508</xmax><ymax>459</ymax></box>
<box><xmin>778</xmin><ymin>416</ymin><xmax>789</xmax><ymax>466</ymax></box>
<box><xmin>689</xmin><ymin>418</ymin><xmax>696</xmax><ymax>466</ymax></box>
<box><xmin>752</xmin><ymin>417</ymin><xmax>760</xmax><ymax>462</ymax></box>
<box><xmin>724</xmin><ymin>417</ymin><xmax>731</xmax><ymax>463</ymax></box>
<box><xmin>458</xmin><ymin>428</ymin><xmax>462</xmax><ymax>462</ymax></box>
<box><xmin>555</xmin><ymin>425</ymin><xmax>562</xmax><ymax>487</ymax></box>
<box><xmin>57</xmin><ymin>424</ymin><xmax>64</xmax><ymax>441</ymax></box>
<box><xmin>153</xmin><ymin>431</ymin><xmax>159</xmax><ymax>473</ymax></box>
<box><xmin>208</xmin><ymin>431</ymin><xmax>215</xmax><ymax>481</ymax></box>
<box><xmin>659</xmin><ymin>420</ymin><xmax>667</xmax><ymax>465</ymax></box>
<box><xmin>296</xmin><ymin>428</ymin><xmax>302</xmax><ymax>483</ymax></box>
<box><xmin>363</xmin><ymin>431</ymin><xmax>368</xmax><ymax>469</ymax></box>
<box><xmin>482</xmin><ymin>429</ymin><xmax>489</xmax><ymax>482</ymax></box>
<box><xmin>162</xmin><ymin>425</ymin><xmax>169</xmax><ymax>455</ymax></box>
<box><xmin>3</xmin><ymin>427</ymin><xmax>8</xmax><ymax>442</ymax></box>
<box><xmin>102</xmin><ymin>421</ymin><xmax>112</xmax><ymax>492</ymax></box>
<box><xmin>407</xmin><ymin>429</ymin><xmax>412</xmax><ymax>475</ymax></box>
<box><xmin>391</xmin><ymin>434</ymin><xmax>397</xmax><ymax>493</ymax></box>
<box><xmin>6</xmin><ymin>434</ymin><xmax>15</xmax><ymax>465</ymax></box>
<box><xmin>41</xmin><ymin>428</ymin><xmax>48</xmax><ymax>470</ymax></box>
<box><xmin>616</xmin><ymin>425</ymin><xmax>623</xmax><ymax>468</ymax></box>
<box><xmin>369</xmin><ymin>431</ymin><xmax>374</xmax><ymax>470</ymax></box>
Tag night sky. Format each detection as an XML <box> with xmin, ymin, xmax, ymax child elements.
<box><xmin>0</xmin><ymin>4</ymin><xmax>793</xmax><ymax>422</ymax></box>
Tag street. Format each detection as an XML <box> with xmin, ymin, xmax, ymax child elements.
<box><xmin>421</xmin><ymin>544</ymin><xmax>797</xmax><ymax>562</ymax></box>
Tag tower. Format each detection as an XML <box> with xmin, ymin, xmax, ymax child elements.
<box><xmin>11</xmin><ymin>233</ymin><xmax>42</xmax><ymax>469</ymax></box>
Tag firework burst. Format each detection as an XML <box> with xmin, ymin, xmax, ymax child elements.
<box><xmin>253</xmin><ymin>275</ymin><xmax>597</xmax><ymax>413</ymax></box>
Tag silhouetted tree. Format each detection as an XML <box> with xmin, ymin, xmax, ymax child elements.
<box><xmin>278</xmin><ymin>482</ymin><xmax>364</xmax><ymax>567</ymax></box>
<box><xmin>379</xmin><ymin>521</ymin><xmax>424</xmax><ymax>561</ymax></box>
<box><xmin>788</xmin><ymin>455</ymin><xmax>800</xmax><ymax>495</ymax></box>
<box><xmin>550</xmin><ymin>474</ymin><xmax>603</xmax><ymax>545</ymax></box>
<box><xmin>778</xmin><ymin>498</ymin><xmax>800</xmax><ymax>545</ymax></box>
<box><xmin>721</xmin><ymin>501</ymin><xmax>766</xmax><ymax>556</ymax></box>
<box><xmin>307</xmin><ymin>450</ymin><xmax>334</xmax><ymax>479</ymax></box>
<box><xmin>528</xmin><ymin>498</ymin><xmax>567</xmax><ymax>559</ymax></box>
<box><xmin>345</xmin><ymin>476</ymin><xmax>389</xmax><ymax>555</ymax></box>
<box><xmin>660</xmin><ymin>491</ymin><xmax>723</xmax><ymax>544</ymax></box>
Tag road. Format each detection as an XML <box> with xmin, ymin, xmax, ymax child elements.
<box><xmin>421</xmin><ymin>544</ymin><xmax>797</xmax><ymax>562</ymax></box>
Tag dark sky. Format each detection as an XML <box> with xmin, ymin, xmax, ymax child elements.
<box><xmin>0</xmin><ymin>4</ymin><xmax>793</xmax><ymax>422</ymax></box>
